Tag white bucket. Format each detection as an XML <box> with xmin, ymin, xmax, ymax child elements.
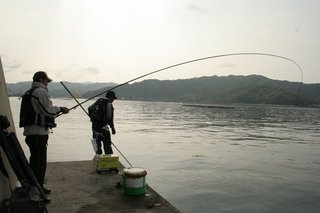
<box><xmin>91</xmin><ymin>138</ymin><xmax>97</xmax><ymax>153</ymax></box>
<box><xmin>122</xmin><ymin>167</ymin><xmax>147</xmax><ymax>195</ymax></box>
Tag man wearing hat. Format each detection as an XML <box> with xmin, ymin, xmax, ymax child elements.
<box><xmin>21</xmin><ymin>71</ymin><xmax>69</xmax><ymax>200</ymax></box>
<box><xmin>91</xmin><ymin>90</ymin><xmax>117</xmax><ymax>155</ymax></box>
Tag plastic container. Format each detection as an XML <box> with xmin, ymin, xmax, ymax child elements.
<box><xmin>96</xmin><ymin>154</ymin><xmax>119</xmax><ymax>173</ymax></box>
<box><xmin>122</xmin><ymin>167</ymin><xmax>147</xmax><ymax>195</ymax></box>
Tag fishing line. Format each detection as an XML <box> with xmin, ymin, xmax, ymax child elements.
<box><xmin>60</xmin><ymin>82</ymin><xmax>133</xmax><ymax>167</ymax></box>
<box><xmin>62</xmin><ymin>52</ymin><xmax>303</xmax><ymax>112</ymax></box>
<box><xmin>57</xmin><ymin>53</ymin><xmax>303</xmax><ymax>168</ymax></box>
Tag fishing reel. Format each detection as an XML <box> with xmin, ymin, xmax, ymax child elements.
<box><xmin>44</xmin><ymin>117</ymin><xmax>57</xmax><ymax>129</ymax></box>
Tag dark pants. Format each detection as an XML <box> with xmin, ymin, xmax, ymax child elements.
<box><xmin>25</xmin><ymin>135</ymin><xmax>48</xmax><ymax>188</ymax></box>
<box><xmin>93</xmin><ymin>129</ymin><xmax>113</xmax><ymax>155</ymax></box>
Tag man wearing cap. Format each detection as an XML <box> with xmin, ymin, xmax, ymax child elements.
<box><xmin>22</xmin><ymin>71</ymin><xmax>69</xmax><ymax>199</ymax></box>
<box><xmin>92</xmin><ymin>90</ymin><xmax>117</xmax><ymax>155</ymax></box>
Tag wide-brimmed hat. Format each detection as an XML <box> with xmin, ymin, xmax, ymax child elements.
<box><xmin>33</xmin><ymin>71</ymin><xmax>53</xmax><ymax>82</ymax></box>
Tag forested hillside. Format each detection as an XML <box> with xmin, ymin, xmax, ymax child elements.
<box><xmin>7</xmin><ymin>75</ymin><xmax>320</xmax><ymax>106</ymax></box>
<box><xmin>84</xmin><ymin>75</ymin><xmax>319</xmax><ymax>106</ymax></box>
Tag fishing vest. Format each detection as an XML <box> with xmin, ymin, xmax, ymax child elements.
<box><xmin>19</xmin><ymin>87</ymin><xmax>56</xmax><ymax>129</ymax></box>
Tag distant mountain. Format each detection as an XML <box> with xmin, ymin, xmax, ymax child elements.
<box><xmin>7</xmin><ymin>81</ymin><xmax>117</xmax><ymax>98</ymax></box>
<box><xmin>110</xmin><ymin>75</ymin><xmax>319</xmax><ymax>106</ymax></box>
<box><xmin>7</xmin><ymin>75</ymin><xmax>320</xmax><ymax>106</ymax></box>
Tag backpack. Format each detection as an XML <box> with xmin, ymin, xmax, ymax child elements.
<box><xmin>88</xmin><ymin>98</ymin><xmax>108</xmax><ymax>129</ymax></box>
<box><xmin>19</xmin><ymin>88</ymin><xmax>56</xmax><ymax>128</ymax></box>
<box><xmin>19</xmin><ymin>88</ymin><xmax>37</xmax><ymax>128</ymax></box>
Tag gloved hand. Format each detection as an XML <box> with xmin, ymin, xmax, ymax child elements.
<box><xmin>111</xmin><ymin>128</ymin><xmax>116</xmax><ymax>135</ymax></box>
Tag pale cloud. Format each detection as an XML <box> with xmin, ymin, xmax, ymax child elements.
<box><xmin>0</xmin><ymin>55</ymin><xmax>22</xmax><ymax>72</ymax></box>
<box><xmin>54</xmin><ymin>64</ymin><xmax>100</xmax><ymax>82</ymax></box>
<box><xmin>22</xmin><ymin>70</ymin><xmax>34</xmax><ymax>76</ymax></box>
<box><xmin>219</xmin><ymin>63</ymin><xmax>236</xmax><ymax>68</ymax></box>
<box><xmin>5</xmin><ymin>62</ymin><xmax>22</xmax><ymax>71</ymax></box>
<box><xmin>185</xmin><ymin>4</ymin><xmax>207</xmax><ymax>14</ymax></box>
<box><xmin>81</xmin><ymin>66</ymin><xmax>100</xmax><ymax>75</ymax></box>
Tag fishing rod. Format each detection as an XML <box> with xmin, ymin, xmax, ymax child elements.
<box><xmin>60</xmin><ymin>82</ymin><xmax>89</xmax><ymax>116</ymax></box>
<box><xmin>60</xmin><ymin>81</ymin><xmax>133</xmax><ymax>167</ymax></box>
<box><xmin>63</xmin><ymin>52</ymin><xmax>303</xmax><ymax>112</ymax></box>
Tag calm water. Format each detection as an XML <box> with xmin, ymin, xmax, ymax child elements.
<box><xmin>9</xmin><ymin>97</ymin><xmax>320</xmax><ymax>213</ymax></box>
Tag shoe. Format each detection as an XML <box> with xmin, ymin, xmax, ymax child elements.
<box><xmin>44</xmin><ymin>196</ymin><xmax>51</xmax><ymax>204</ymax></box>
<box><xmin>43</xmin><ymin>188</ymin><xmax>51</xmax><ymax>195</ymax></box>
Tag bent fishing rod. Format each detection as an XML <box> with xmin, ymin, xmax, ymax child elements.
<box><xmin>64</xmin><ymin>52</ymin><xmax>304</xmax><ymax>112</ymax></box>
<box><xmin>60</xmin><ymin>81</ymin><xmax>133</xmax><ymax>167</ymax></box>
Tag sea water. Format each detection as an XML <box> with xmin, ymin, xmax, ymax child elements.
<box><xmin>9</xmin><ymin>97</ymin><xmax>320</xmax><ymax>213</ymax></box>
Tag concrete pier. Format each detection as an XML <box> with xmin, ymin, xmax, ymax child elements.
<box><xmin>46</xmin><ymin>161</ymin><xmax>180</xmax><ymax>213</ymax></box>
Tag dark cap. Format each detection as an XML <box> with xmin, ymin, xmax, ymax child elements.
<box><xmin>33</xmin><ymin>71</ymin><xmax>53</xmax><ymax>82</ymax></box>
<box><xmin>106</xmin><ymin>90</ymin><xmax>117</xmax><ymax>99</ymax></box>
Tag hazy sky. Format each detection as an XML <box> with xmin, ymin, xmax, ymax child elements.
<box><xmin>1</xmin><ymin>0</ymin><xmax>319</xmax><ymax>84</ymax></box>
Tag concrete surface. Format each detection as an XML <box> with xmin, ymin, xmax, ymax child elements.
<box><xmin>45</xmin><ymin>160</ymin><xmax>180</xmax><ymax>213</ymax></box>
